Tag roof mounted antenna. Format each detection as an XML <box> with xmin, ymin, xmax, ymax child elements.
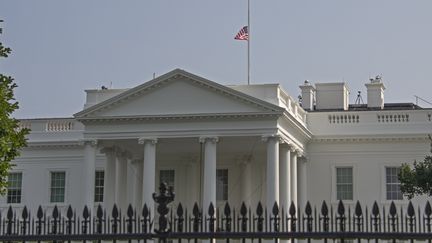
<box><xmin>355</xmin><ymin>91</ymin><xmax>364</xmax><ymax>105</ymax></box>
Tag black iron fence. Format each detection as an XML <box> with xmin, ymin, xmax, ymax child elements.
<box><xmin>0</xmin><ymin>183</ymin><xmax>432</xmax><ymax>242</ymax></box>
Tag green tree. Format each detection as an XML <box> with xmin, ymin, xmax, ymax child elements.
<box><xmin>0</xmin><ymin>20</ymin><xmax>29</xmax><ymax>194</ymax></box>
<box><xmin>399</xmin><ymin>135</ymin><xmax>432</xmax><ymax>199</ymax></box>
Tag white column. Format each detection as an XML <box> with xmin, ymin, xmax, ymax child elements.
<box><xmin>186</xmin><ymin>161</ymin><xmax>199</xmax><ymax>209</ymax></box>
<box><xmin>132</xmin><ymin>159</ymin><xmax>143</xmax><ymax>209</ymax></box>
<box><xmin>199</xmin><ymin>136</ymin><xmax>218</xmax><ymax>215</ymax></box>
<box><xmin>263</xmin><ymin>135</ymin><xmax>280</xmax><ymax>212</ymax></box>
<box><xmin>241</xmin><ymin>160</ymin><xmax>252</xmax><ymax>206</ymax></box>
<box><xmin>139</xmin><ymin>138</ymin><xmax>157</xmax><ymax>216</ymax></box>
<box><xmin>115</xmin><ymin>149</ymin><xmax>128</xmax><ymax>211</ymax></box>
<box><xmin>290</xmin><ymin>150</ymin><xmax>298</xmax><ymax>209</ymax></box>
<box><xmin>279</xmin><ymin>144</ymin><xmax>291</xmax><ymax>212</ymax></box>
<box><xmin>101</xmin><ymin>147</ymin><xmax>116</xmax><ymax>210</ymax></box>
<box><xmin>82</xmin><ymin>139</ymin><xmax>97</xmax><ymax>212</ymax></box>
<box><xmin>298</xmin><ymin>156</ymin><xmax>308</xmax><ymax>210</ymax></box>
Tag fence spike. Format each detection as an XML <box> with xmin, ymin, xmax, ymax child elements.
<box><xmin>7</xmin><ymin>206</ymin><xmax>13</xmax><ymax>220</ymax></box>
<box><xmin>127</xmin><ymin>204</ymin><xmax>134</xmax><ymax>218</ymax></box>
<box><xmin>389</xmin><ymin>201</ymin><xmax>396</xmax><ymax>216</ymax></box>
<box><xmin>372</xmin><ymin>201</ymin><xmax>379</xmax><ymax>216</ymax></box>
<box><xmin>337</xmin><ymin>200</ymin><xmax>345</xmax><ymax>216</ymax></box>
<box><xmin>52</xmin><ymin>205</ymin><xmax>59</xmax><ymax>219</ymax></box>
<box><xmin>224</xmin><ymin>202</ymin><xmax>231</xmax><ymax>217</ymax></box>
<box><xmin>289</xmin><ymin>201</ymin><xmax>296</xmax><ymax>216</ymax></box>
<box><xmin>425</xmin><ymin>201</ymin><xmax>432</xmax><ymax>216</ymax></box>
<box><xmin>240</xmin><ymin>202</ymin><xmax>247</xmax><ymax>216</ymax></box>
<box><xmin>321</xmin><ymin>201</ymin><xmax>328</xmax><ymax>216</ymax></box>
<box><xmin>256</xmin><ymin>202</ymin><xmax>263</xmax><ymax>216</ymax></box>
<box><xmin>407</xmin><ymin>201</ymin><xmax>415</xmax><ymax>217</ymax></box>
<box><xmin>305</xmin><ymin>201</ymin><xmax>312</xmax><ymax>216</ymax></box>
<box><xmin>142</xmin><ymin>203</ymin><xmax>149</xmax><ymax>217</ymax></box>
<box><xmin>355</xmin><ymin>201</ymin><xmax>362</xmax><ymax>217</ymax></box>
<box><xmin>83</xmin><ymin>205</ymin><xmax>90</xmax><ymax>219</ymax></box>
<box><xmin>272</xmin><ymin>202</ymin><xmax>279</xmax><ymax>216</ymax></box>
<box><xmin>37</xmin><ymin>206</ymin><xmax>43</xmax><ymax>219</ymax></box>
<box><xmin>22</xmin><ymin>206</ymin><xmax>28</xmax><ymax>219</ymax></box>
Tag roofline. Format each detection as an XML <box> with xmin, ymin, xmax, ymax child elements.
<box><xmin>74</xmin><ymin>68</ymin><xmax>285</xmax><ymax>118</ymax></box>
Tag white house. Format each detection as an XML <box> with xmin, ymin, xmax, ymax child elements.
<box><xmin>3</xmin><ymin>69</ymin><xmax>431</xmax><ymax>216</ymax></box>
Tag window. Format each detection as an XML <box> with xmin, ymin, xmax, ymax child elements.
<box><xmin>217</xmin><ymin>169</ymin><xmax>228</xmax><ymax>201</ymax></box>
<box><xmin>336</xmin><ymin>167</ymin><xmax>353</xmax><ymax>200</ymax></box>
<box><xmin>50</xmin><ymin>171</ymin><xmax>66</xmax><ymax>203</ymax></box>
<box><xmin>94</xmin><ymin>171</ymin><xmax>104</xmax><ymax>203</ymax></box>
<box><xmin>7</xmin><ymin>172</ymin><xmax>22</xmax><ymax>204</ymax></box>
<box><xmin>160</xmin><ymin>170</ymin><xmax>175</xmax><ymax>190</ymax></box>
<box><xmin>386</xmin><ymin>167</ymin><xmax>403</xmax><ymax>200</ymax></box>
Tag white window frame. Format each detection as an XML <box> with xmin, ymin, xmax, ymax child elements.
<box><xmin>158</xmin><ymin>169</ymin><xmax>176</xmax><ymax>191</ymax></box>
<box><xmin>48</xmin><ymin>170</ymin><xmax>68</xmax><ymax>205</ymax></box>
<box><xmin>7</xmin><ymin>172</ymin><xmax>23</xmax><ymax>204</ymax></box>
<box><xmin>94</xmin><ymin>170</ymin><xmax>105</xmax><ymax>203</ymax></box>
<box><xmin>216</xmin><ymin>168</ymin><xmax>229</xmax><ymax>203</ymax></box>
<box><xmin>381</xmin><ymin>165</ymin><xmax>405</xmax><ymax>203</ymax></box>
<box><xmin>331</xmin><ymin>164</ymin><xmax>356</xmax><ymax>203</ymax></box>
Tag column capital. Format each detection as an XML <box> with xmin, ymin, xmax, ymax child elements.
<box><xmin>100</xmin><ymin>146</ymin><xmax>115</xmax><ymax>155</ymax></box>
<box><xmin>138</xmin><ymin>137</ymin><xmax>158</xmax><ymax>145</ymax></box>
<box><xmin>199</xmin><ymin>136</ymin><xmax>219</xmax><ymax>144</ymax></box>
<box><xmin>131</xmin><ymin>158</ymin><xmax>143</xmax><ymax>166</ymax></box>
<box><xmin>115</xmin><ymin>149</ymin><xmax>133</xmax><ymax>160</ymax></box>
<box><xmin>79</xmin><ymin>139</ymin><xmax>98</xmax><ymax>147</ymax></box>
<box><xmin>261</xmin><ymin>134</ymin><xmax>282</xmax><ymax>143</ymax></box>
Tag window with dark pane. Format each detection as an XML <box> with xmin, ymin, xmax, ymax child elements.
<box><xmin>216</xmin><ymin>169</ymin><xmax>228</xmax><ymax>201</ymax></box>
<box><xmin>386</xmin><ymin>167</ymin><xmax>403</xmax><ymax>200</ymax></box>
<box><xmin>50</xmin><ymin>171</ymin><xmax>66</xmax><ymax>203</ymax></box>
<box><xmin>94</xmin><ymin>171</ymin><xmax>104</xmax><ymax>202</ymax></box>
<box><xmin>159</xmin><ymin>170</ymin><xmax>175</xmax><ymax>190</ymax></box>
<box><xmin>7</xmin><ymin>172</ymin><xmax>22</xmax><ymax>204</ymax></box>
<box><xmin>336</xmin><ymin>167</ymin><xmax>353</xmax><ymax>200</ymax></box>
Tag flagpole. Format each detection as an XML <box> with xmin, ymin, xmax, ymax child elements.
<box><xmin>247</xmin><ymin>0</ymin><xmax>250</xmax><ymax>85</ymax></box>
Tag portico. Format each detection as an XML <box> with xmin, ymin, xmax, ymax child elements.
<box><xmin>74</xmin><ymin>69</ymin><xmax>311</xmax><ymax>215</ymax></box>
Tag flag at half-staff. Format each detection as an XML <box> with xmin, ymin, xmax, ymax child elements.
<box><xmin>234</xmin><ymin>26</ymin><xmax>249</xmax><ymax>41</ymax></box>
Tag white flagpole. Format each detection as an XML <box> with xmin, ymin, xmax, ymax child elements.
<box><xmin>247</xmin><ymin>0</ymin><xmax>250</xmax><ymax>85</ymax></box>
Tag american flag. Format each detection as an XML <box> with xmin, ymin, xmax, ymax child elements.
<box><xmin>234</xmin><ymin>26</ymin><xmax>248</xmax><ymax>41</ymax></box>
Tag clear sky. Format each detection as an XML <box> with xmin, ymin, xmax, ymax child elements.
<box><xmin>2</xmin><ymin>0</ymin><xmax>432</xmax><ymax>118</ymax></box>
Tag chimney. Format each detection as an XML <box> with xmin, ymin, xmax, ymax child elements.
<box><xmin>299</xmin><ymin>80</ymin><xmax>315</xmax><ymax>111</ymax></box>
<box><xmin>365</xmin><ymin>75</ymin><xmax>385</xmax><ymax>109</ymax></box>
<box><xmin>315</xmin><ymin>82</ymin><xmax>350</xmax><ymax>110</ymax></box>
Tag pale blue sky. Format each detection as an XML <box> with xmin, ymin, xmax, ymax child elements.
<box><xmin>2</xmin><ymin>0</ymin><xmax>432</xmax><ymax>118</ymax></box>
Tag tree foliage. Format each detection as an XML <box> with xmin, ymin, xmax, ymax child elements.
<box><xmin>0</xmin><ymin>20</ymin><xmax>29</xmax><ymax>194</ymax></box>
<box><xmin>399</xmin><ymin>135</ymin><xmax>432</xmax><ymax>199</ymax></box>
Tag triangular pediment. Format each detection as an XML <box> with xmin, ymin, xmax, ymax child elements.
<box><xmin>74</xmin><ymin>69</ymin><xmax>283</xmax><ymax>120</ymax></box>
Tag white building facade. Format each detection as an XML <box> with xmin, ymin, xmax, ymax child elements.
<box><xmin>3</xmin><ymin>69</ymin><xmax>431</xmax><ymax>215</ymax></box>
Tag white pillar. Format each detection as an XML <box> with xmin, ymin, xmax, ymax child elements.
<box><xmin>298</xmin><ymin>156</ymin><xmax>308</xmax><ymax>210</ymax></box>
<box><xmin>186</xmin><ymin>161</ymin><xmax>199</xmax><ymax>209</ymax></box>
<box><xmin>241</xmin><ymin>160</ymin><xmax>252</xmax><ymax>206</ymax></box>
<box><xmin>199</xmin><ymin>136</ymin><xmax>218</xmax><ymax>215</ymax></box>
<box><xmin>82</xmin><ymin>139</ymin><xmax>97</xmax><ymax>212</ymax></box>
<box><xmin>115</xmin><ymin>149</ymin><xmax>128</xmax><ymax>211</ymax></box>
<box><xmin>279</xmin><ymin>144</ymin><xmax>291</xmax><ymax>212</ymax></box>
<box><xmin>139</xmin><ymin>138</ymin><xmax>157</xmax><ymax>216</ymax></box>
<box><xmin>263</xmin><ymin>135</ymin><xmax>280</xmax><ymax>212</ymax></box>
<box><xmin>101</xmin><ymin>147</ymin><xmax>116</xmax><ymax>210</ymax></box>
<box><xmin>132</xmin><ymin>159</ymin><xmax>143</xmax><ymax>209</ymax></box>
<box><xmin>290</xmin><ymin>150</ymin><xmax>298</xmax><ymax>209</ymax></box>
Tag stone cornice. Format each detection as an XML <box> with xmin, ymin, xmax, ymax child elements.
<box><xmin>76</xmin><ymin>112</ymin><xmax>282</xmax><ymax>123</ymax></box>
<box><xmin>311</xmin><ymin>134</ymin><xmax>430</xmax><ymax>143</ymax></box>
<box><xmin>26</xmin><ymin>141</ymin><xmax>82</xmax><ymax>148</ymax></box>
